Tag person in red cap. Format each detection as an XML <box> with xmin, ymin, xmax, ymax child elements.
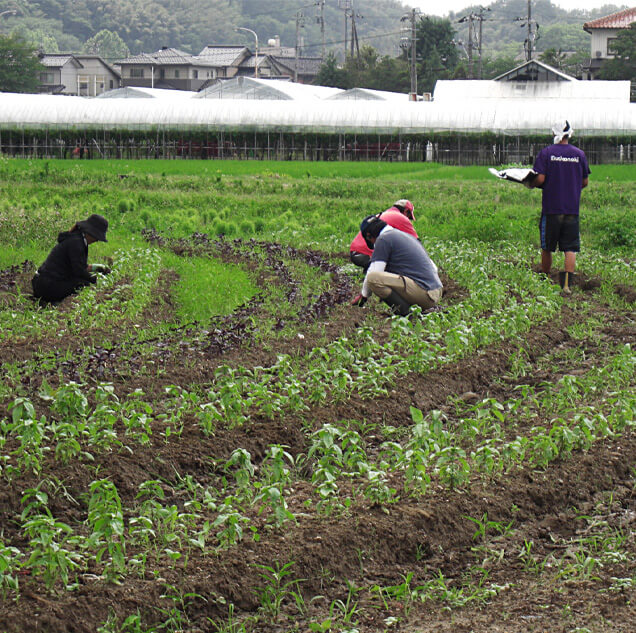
<box><xmin>32</xmin><ymin>214</ymin><xmax>110</xmax><ymax>303</ymax></box>
<box><xmin>349</xmin><ymin>199</ymin><xmax>417</xmax><ymax>272</ymax></box>
<box><xmin>351</xmin><ymin>214</ymin><xmax>443</xmax><ymax>316</ymax></box>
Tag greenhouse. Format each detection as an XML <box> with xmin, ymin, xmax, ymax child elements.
<box><xmin>194</xmin><ymin>76</ymin><xmax>342</xmax><ymax>101</ymax></box>
<box><xmin>96</xmin><ymin>87</ymin><xmax>197</xmax><ymax>99</ymax></box>
<box><xmin>1</xmin><ymin>62</ymin><xmax>635</xmax><ymax>164</ymax></box>
<box><xmin>325</xmin><ymin>88</ymin><xmax>410</xmax><ymax>102</ymax></box>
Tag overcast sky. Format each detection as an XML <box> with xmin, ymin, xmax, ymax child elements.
<box><xmin>413</xmin><ymin>1</ymin><xmax>616</xmax><ymax>16</ymax></box>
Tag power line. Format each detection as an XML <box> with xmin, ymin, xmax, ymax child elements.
<box><xmin>295</xmin><ymin>29</ymin><xmax>405</xmax><ymax>52</ymax></box>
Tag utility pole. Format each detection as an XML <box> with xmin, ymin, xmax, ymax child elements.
<box><xmin>350</xmin><ymin>4</ymin><xmax>362</xmax><ymax>58</ymax></box>
<box><xmin>457</xmin><ymin>7</ymin><xmax>490</xmax><ymax>79</ymax></box>
<box><xmin>477</xmin><ymin>7</ymin><xmax>490</xmax><ymax>79</ymax></box>
<box><xmin>527</xmin><ymin>0</ymin><xmax>532</xmax><ymax>60</ymax></box>
<box><xmin>401</xmin><ymin>8</ymin><xmax>421</xmax><ymax>101</ymax></box>
<box><xmin>339</xmin><ymin>0</ymin><xmax>352</xmax><ymax>60</ymax></box>
<box><xmin>315</xmin><ymin>0</ymin><xmax>325</xmax><ymax>60</ymax></box>
<box><xmin>515</xmin><ymin>0</ymin><xmax>538</xmax><ymax>61</ymax></box>
<box><xmin>457</xmin><ymin>14</ymin><xmax>474</xmax><ymax>79</ymax></box>
<box><xmin>295</xmin><ymin>9</ymin><xmax>306</xmax><ymax>82</ymax></box>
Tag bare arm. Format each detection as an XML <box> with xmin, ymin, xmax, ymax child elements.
<box><xmin>582</xmin><ymin>177</ymin><xmax>589</xmax><ymax>189</ymax></box>
<box><xmin>529</xmin><ymin>173</ymin><xmax>545</xmax><ymax>189</ymax></box>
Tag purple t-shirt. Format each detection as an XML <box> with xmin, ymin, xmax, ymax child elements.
<box><xmin>533</xmin><ymin>143</ymin><xmax>590</xmax><ymax>215</ymax></box>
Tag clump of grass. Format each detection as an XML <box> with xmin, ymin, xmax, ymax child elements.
<box><xmin>162</xmin><ymin>252</ymin><xmax>257</xmax><ymax>324</ymax></box>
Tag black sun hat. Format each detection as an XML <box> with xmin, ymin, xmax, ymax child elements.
<box><xmin>77</xmin><ymin>214</ymin><xmax>108</xmax><ymax>242</ymax></box>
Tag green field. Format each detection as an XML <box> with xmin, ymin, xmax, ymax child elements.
<box><xmin>0</xmin><ymin>159</ymin><xmax>634</xmax><ymax>633</ymax></box>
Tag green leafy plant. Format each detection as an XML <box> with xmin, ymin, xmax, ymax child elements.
<box><xmin>253</xmin><ymin>561</ymin><xmax>305</xmax><ymax>621</ymax></box>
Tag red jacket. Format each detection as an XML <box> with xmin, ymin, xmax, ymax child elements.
<box><xmin>349</xmin><ymin>209</ymin><xmax>418</xmax><ymax>256</ymax></box>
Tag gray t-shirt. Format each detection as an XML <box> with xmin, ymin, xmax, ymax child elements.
<box><xmin>371</xmin><ymin>227</ymin><xmax>442</xmax><ymax>291</ymax></box>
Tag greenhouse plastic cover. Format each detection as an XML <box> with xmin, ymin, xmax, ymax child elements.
<box><xmin>434</xmin><ymin>79</ymin><xmax>631</xmax><ymax>102</ymax></box>
<box><xmin>325</xmin><ymin>88</ymin><xmax>410</xmax><ymax>102</ymax></box>
<box><xmin>1</xmin><ymin>91</ymin><xmax>635</xmax><ymax>135</ymax></box>
<box><xmin>195</xmin><ymin>77</ymin><xmax>342</xmax><ymax>101</ymax></box>
<box><xmin>96</xmin><ymin>87</ymin><xmax>197</xmax><ymax>99</ymax></box>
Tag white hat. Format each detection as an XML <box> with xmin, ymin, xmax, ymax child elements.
<box><xmin>552</xmin><ymin>119</ymin><xmax>573</xmax><ymax>144</ymax></box>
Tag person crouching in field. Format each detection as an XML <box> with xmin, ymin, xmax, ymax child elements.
<box><xmin>528</xmin><ymin>120</ymin><xmax>590</xmax><ymax>294</ymax></box>
<box><xmin>32</xmin><ymin>214</ymin><xmax>110</xmax><ymax>303</ymax></box>
<box><xmin>351</xmin><ymin>214</ymin><xmax>443</xmax><ymax>316</ymax></box>
<box><xmin>349</xmin><ymin>199</ymin><xmax>418</xmax><ymax>272</ymax></box>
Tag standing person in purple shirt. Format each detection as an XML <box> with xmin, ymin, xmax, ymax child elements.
<box><xmin>529</xmin><ymin>120</ymin><xmax>590</xmax><ymax>293</ymax></box>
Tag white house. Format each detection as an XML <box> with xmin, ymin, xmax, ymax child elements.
<box><xmin>583</xmin><ymin>7</ymin><xmax>636</xmax><ymax>79</ymax></box>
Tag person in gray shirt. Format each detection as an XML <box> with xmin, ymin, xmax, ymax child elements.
<box><xmin>351</xmin><ymin>215</ymin><xmax>443</xmax><ymax>316</ymax></box>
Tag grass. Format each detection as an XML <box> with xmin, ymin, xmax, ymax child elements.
<box><xmin>3</xmin><ymin>158</ymin><xmax>635</xmax><ymax>180</ymax></box>
<box><xmin>162</xmin><ymin>252</ymin><xmax>257</xmax><ymax>324</ymax></box>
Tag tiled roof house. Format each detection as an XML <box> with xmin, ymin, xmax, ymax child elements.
<box><xmin>118</xmin><ymin>46</ymin><xmax>251</xmax><ymax>91</ymax></box>
<box><xmin>38</xmin><ymin>54</ymin><xmax>120</xmax><ymax>95</ymax></box>
<box><xmin>583</xmin><ymin>7</ymin><xmax>636</xmax><ymax>79</ymax></box>
<box><xmin>118</xmin><ymin>43</ymin><xmax>323</xmax><ymax>91</ymax></box>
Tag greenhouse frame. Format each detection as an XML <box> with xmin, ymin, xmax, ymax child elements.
<box><xmin>1</xmin><ymin>62</ymin><xmax>635</xmax><ymax>164</ymax></box>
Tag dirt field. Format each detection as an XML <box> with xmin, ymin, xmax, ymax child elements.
<box><xmin>0</xmin><ymin>236</ymin><xmax>634</xmax><ymax>633</ymax></box>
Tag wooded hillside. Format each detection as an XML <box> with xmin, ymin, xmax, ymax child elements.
<box><xmin>0</xmin><ymin>0</ymin><xmax>626</xmax><ymax>62</ymax></box>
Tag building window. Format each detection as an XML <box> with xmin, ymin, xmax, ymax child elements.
<box><xmin>607</xmin><ymin>37</ymin><xmax>618</xmax><ymax>55</ymax></box>
<box><xmin>175</xmin><ymin>69</ymin><xmax>180</xmax><ymax>78</ymax></box>
<box><xmin>193</xmin><ymin>69</ymin><xmax>198</xmax><ymax>79</ymax></box>
<box><xmin>110</xmin><ymin>80</ymin><xmax>114</xmax><ymax>89</ymax></box>
<box><xmin>130</xmin><ymin>68</ymin><xmax>144</xmax><ymax>78</ymax></box>
<box><xmin>40</xmin><ymin>72</ymin><xmax>54</xmax><ymax>84</ymax></box>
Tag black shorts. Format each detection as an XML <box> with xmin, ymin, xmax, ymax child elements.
<box><xmin>540</xmin><ymin>214</ymin><xmax>580</xmax><ymax>253</ymax></box>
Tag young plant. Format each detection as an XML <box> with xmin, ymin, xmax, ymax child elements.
<box><xmin>253</xmin><ymin>561</ymin><xmax>305</xmax><ymax>622</ymax></box>
<box><xmin>85</xmin><ymin>479</ymin><xmax>126</xmax><ymax>581</ymax></box>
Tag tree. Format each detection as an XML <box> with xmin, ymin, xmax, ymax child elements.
<box><xmin>364</xmin><ymin>55</ymin><xmax>410</xmax><ymax>92</ymax></box>
<box><xmin>84</xmin><ymin>29</ymin><xmax>129</xmax><ymax>62</ymax></box>
<box><xmin>314</xmin><ymin>46</ymin><xmax>411</xmax><ymax>93</ymax></box>
<box><xmin>480</xmin><ymin>55</ymin><xmax>518</xmax><ymax>79</ymax></box>
<box><xmin>538</xmin><ymin>47</ymin><xmax>568</xmax><ymax>71</ymax></box>
<box><xmin>415</xmin><ymin>17</ymin><xmax>459</xmax><ymax>94</ymax></box>
<box><xmin>539</xmin><ymin>48</ymin><xmax>588</xmax><ymax>79</ymax></box>
<box><xmin>0</xmin><ymin>33</ymin><xmax>44</xmax><ymax>93</ymax></box>
<box><xmin>11</xmin><ymin>21</ymin><xmax>61</xmax><ymax>53</ymax></box>
<box><xmin>538</xmin><ymin>22</ymin><xmax>589</xmax><ymax>54</ymax></box>
<box><xmin>599</xmin><ymin>24</ymin><xmax>636</xmax><ymax>81</ymax></box>
<box><xmin>314</xmin><ymin>51</ymin><xmax>346</xmax><ymax>88</ymax></box>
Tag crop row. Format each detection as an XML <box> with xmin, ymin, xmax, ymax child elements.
<box><xmin>0</xmin><ymin>333</ymin><xmax>633</xmax><ymax>601</ymax></box>
<box><xmin>0</xmin><ymin>247</ymin><xmax>161</xmax><ymax>343</ymax></box>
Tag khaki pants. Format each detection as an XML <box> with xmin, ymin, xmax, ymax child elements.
<box><xmin>367</xmin><ymin>270</ymin><xmax>442</xmax><ymax>309</ymax></box>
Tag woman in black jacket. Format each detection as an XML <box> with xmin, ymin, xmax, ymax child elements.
<box><xmin>32</xmin><ymin>214</ymin><xmax>109</xmax><ymax>303</ymax></box>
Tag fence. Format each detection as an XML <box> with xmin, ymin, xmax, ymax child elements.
<box><xmin>1</xmin><ymin>128</ymin><xmax>634</xmax><ymax>165</ymax></box>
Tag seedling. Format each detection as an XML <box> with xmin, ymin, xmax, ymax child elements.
<box><xmin>253</xmin><ymin>561</ymin><xmax>305</xmax><ymax>621</ymax></box>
